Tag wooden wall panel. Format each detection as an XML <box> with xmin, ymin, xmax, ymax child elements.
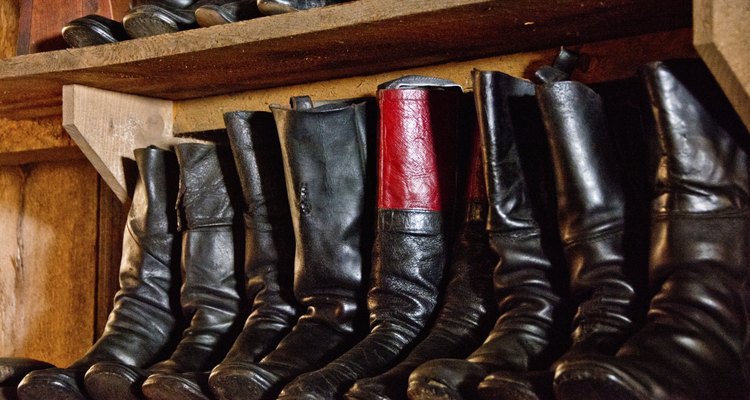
<box><xmin>0</xmin><ymin>160</ymin><xmax>99</xmax><ymax>367</ymax></box>
<box><xmin>0</xmin><ymin>0</ymin><xmax>19</xmax><ymax>60</ymax></box>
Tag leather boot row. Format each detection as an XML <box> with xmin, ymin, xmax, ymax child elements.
<box><xmin>3</xmin><ymin>57</ymin><xmax>749</xmax><ymax>400</ymax></box>
<box><xmin>62</xmin><ymin>0</ymin><xmax>349</xmax><ymax>48</ymax></box>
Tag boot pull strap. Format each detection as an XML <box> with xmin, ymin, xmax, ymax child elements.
<box><xmin>290</xmin><ymin>96</ymin><xmax>314</xmax><ymax>110</ymax></box>
<box><xmin>534</xmin><ymin>47</ymin><xmax>581</xmax><ymax>84</ymax></box>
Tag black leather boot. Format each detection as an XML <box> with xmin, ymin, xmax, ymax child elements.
<box><xmin>0</xmin><ymin>358</ymin><xmax>54</xmax><ymax>398</ymax></box>
<box><xmin>344</xmin><ymin>122</ymin><xmax>496</xmax><ymax>400</ymax></box>
<box><xmin>276</xmin><ymin>76</ymin><xmax>462</xmax><ymax>400</ymax></box>
<box><xmin>17</xmin><ymin>146</ymin><xmax>182</xmax><ymax>400</ymax></box>
<box><xmin>124</xmin><ymin>0</ymin><xmax>236</xmax><ymax>37</ymax></box>
<box><xmin>407</xmin><ymin>70</ymin><xmax>564</xmax><ymax>400</ymax></box>
<box><xmin>257</xmin><ymin>0</ymin><xmax>347</xmax><ymax>15</ymax></box>
<box><xmin>195</xmin><ymin>0</ymin><xmax>259</xmax><ymax>26</ymax></box>
<box><xmin>207</xmin><ymin>97</ymin><xmax>369</xmax><ymax>400</ymax></box>
<box><xmin>61</xmin><ymin>15</ymin><xmax>129</xmax><ymax>48</ymax></box>
<box><xmin>554</xmin><ymin>60</ymin><xmax>750</xmax><ymax>400</ymax></box>
<box><xmin>182</xmin><ymin>111</ymin><xmax>298</xmax><ymax>400</ymax></box>
<box><xmin>137</xmin><ymin>142</ymin><xmax>245</xmax><ymax>400</ymax></box>
<box><xmin>477</xmin><ymin>67</ymin><xmax>640</xmax><ymax>400</ymax></box>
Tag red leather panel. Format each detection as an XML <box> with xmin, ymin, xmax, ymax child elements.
<box><xmin>377</xmin><ymin>88</ymin><xmax>460</xmax><ymax>211</ymax></box>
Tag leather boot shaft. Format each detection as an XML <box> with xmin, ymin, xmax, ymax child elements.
<box><xmin>537</xmin><ymin>80</ymin><xmax>635</xmax><ymax>353</ymax></box>
<box><xmin>152</xmin><ymin>143</ymin><xmax>244</xmax><ymax>373</ymax></box>
<box><xmin>554</xmin><ymin>60</ymin><xmax>750</xmax><ymax>400</ymax></box>
<box><xmin>272</xmin><ymin>98</ymin><xmax>368</xmax><ymax>328</ymax></box>
<box><xmin>217</xmin><ymin>111</ymin><xmax>298</xmax><ymax>365</ymax></box>
<box><xmin>74</xmin><ymin>146</ymin><xmax>182</xmax><ymax>369</ymax></box>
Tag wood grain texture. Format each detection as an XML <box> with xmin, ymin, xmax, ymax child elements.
<box><xmin>62</xmin><ymin>85</ymin><xmax>175</xmax><ymax>203</ymax></box>
<box><xmin>0</xmin><ymin>0</ymin><xmax>19</xmax><ymax>60</ymax></box>
<box><xmin>175</xmin><ymin>28</ymin><xmax>696</xmax><ymax>133</ymax></box>
<box><xmin>0</xmin><ymin>0</ymin><xmax>692</xmax><ymax>119</ymax></box>
<box><xmin>0</xmin><ymin>160</ymin><xmax>99</xmax><ymax>367</ymax></box>
<box><xmin>694</xmin><ymin>0</ymin><xmax>750</xmax><ymax>129</ymax></box>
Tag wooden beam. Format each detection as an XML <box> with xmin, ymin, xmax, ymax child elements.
<box><xmin>0</xmin><ymin>0</ymin><xmax>692</xmax><ymax>120</ymax></box>
<box><xmin>175</xmin><ymin>28</ymin><xmax>696</xmax><ymax>134</ymax></box>
<box><xmin>0</xmin><ymin>116</ymin><xmax>83</xmax><ymax>165</ymax></box>
<box><xmin>694</xmin><ymin>0</ymin><xmax>750</xmax><ymax>129</ymax></box>
<box><xmin>62</xmin><ymin>85</ymin><xmax>175</xmax><ymax>203</ymax></box>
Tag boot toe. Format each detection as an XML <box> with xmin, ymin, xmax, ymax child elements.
<box><xmin>83</xmin><ymin>361</ymin><xmax>147</xmax><ymax>400</ymax></box>
<box><xmin>141</xmin><ymin>372</ymin><xmax>210</xmax><ymax>400</ymax></box>
<box><xmin>17</xmin><ymin>368</ymin><xmax>86</xmax><ymax>400</ymax></box>
<box><xmin>407</xmin><ymin>359</ymin><xmax>489</xmax><ymax>400</ymax></box>
<box><xmin>477</xmin><ymin>370</ymin><xmax>552</xmax><ymax>400</ymax></box>
<box><xmin>346</xmin><ymin>377</ymin><xmax>398</xmax><ymax>400</ymax></box>
<box><xmin>209</xmin><ymin>363</ymin><xmax>282</xmax><ymax>400</ymax></box>
<box><xmin>553</xmin><ymin>358</ymin><xmax>646</xmax><ymax>400</ymax></box>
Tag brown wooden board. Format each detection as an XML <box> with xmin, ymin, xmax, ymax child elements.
<box><xmin>0</xmin><ymin>160</ymin><xmax>99</xmax><ymax>367</ymax></box>
<box><xmin>0</xmin><ymin>0</ymin><xmax>692</xmax><ymax>120</ymax></box>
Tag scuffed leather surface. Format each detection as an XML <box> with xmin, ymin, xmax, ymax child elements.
<box><xmin>210</xmin><ymin>112</ymin><xmax>298</xmax><ymax>379</ymax></box>
<box><xmin>555</xmin><ymin>60</ymin><xmax>750</xmax><ymax>400</ymax></box>
<box><xmin>276</xmin><ymin>84</ymin><xmax>462</xmax><ymax>400</ymax></box>
<box><xmin>407</xmin><ymin>70</ymin><xmax>562</xmax><ymax>400</ymax></box>
<box><xmin>378</xmin><ymin>88</ymin><xmax>460</xmax><ymax>212</ymax></box>
<box><xmin>536</xmin><ymin>80</ymin><xmax>635</xmax><ymax>356</ymax></box>
<box><xmin>19</xmin><ymin>147</ymin><xmax>182</xmax><ymax>399</ymax></box>
<box><xmin>149</xmin><ymin>143</ymin><xmax>244</xmax><ymax>374</ymax></box>
<box><xmin>257</xmin><ymin>0</ymin><xmax>347</xmax><ymax>15</ymax></box>
<box><xmin>225</xmin><ymin>100</ymin><xmax>368</xmax><ymax>399</ymax></box>
<box><xmin>346</xmin><ymin>130</ymin><xmax>495</xmax><ymax>400</ymax></box>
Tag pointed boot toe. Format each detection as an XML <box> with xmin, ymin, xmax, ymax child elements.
<box><xmin>406</xmin><ymin>359</ymin><xmax>490</xmax><ymax>400</ymax></box>
<box><xmin>17</xmin><ymin>368</ymin><xmax>86</xmax><ymax>400</ymax></box>
<box><xmin>141</xmin><ymin>372</ymin><xmax>211</xmax><ymax>400</ymax></box>
<box><xmin>83</xmin><ymin>361</ymin><xmax>148</xmax><ymax>400</ymax></box>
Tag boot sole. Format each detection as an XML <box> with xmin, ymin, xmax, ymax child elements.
<box><xmin>17</xmin><ymin>375</ymin><xmax>86</xmax><ymax>400</ymax></box>
<box><xmin>477</xmin><ymin>373</ymin><xmax>545</xmax><ymax>400</ymax></box>
<box><xmin>554</xmin><ymin>360</ymin><xmax>647</xmax><ymax>400</ymax></box>
<box><xmin>123</xmin><ymin>8</ymin><xmax>179</xmax><ymax>38</ymax></box>
<box><xmin>406</xmin><ymin>378</ymin><xmax>464</xmax><ymax>400</ymax></box>
<box><xmin>141</xmin><ymin>373</ymin><xmax>211</xmax><ymax>400</ymax></box>
<box><xmin>209</xmin><ymin>364</ymin><xmax>282</xmax><ymax>400</ymax></box>
<box><xmin>84</xmin><ymin>362</ymin><xmax>145</xmax><ymax>400</ymax></box>
<box><xmin>195</xmin><ymin>6</ymin><xmax>234</xmax><ymax>27</ymax></box>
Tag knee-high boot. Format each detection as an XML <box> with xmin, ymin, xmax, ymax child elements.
<box><xmin>554</xmin><ymin>60</ymin><xmax>750</xmax><ymax>400</ymax></box>
<box><xmin>208</xmin><ymin>97</ymin><xmax>370</xmax><ymax>400</ymax></box>
<box><xmin>17</xmin><ymin>146</ymin><xmax>182</xmax><ymax>400</ymax></box>
<box><xmin>138</xmin><ymin>143</ymin><xmax>246</xmax><ymax>400</ymax></box>
<box><xmin>344</xmin><ymin>124</ymin><xmax>496</xmax><ymax>400</ymax></box>
<box><xmin>407</xmin><ymin>70</ymin><xmax>564</xmax><ymax>400</ymax></box>
<box><xmin>276</xmin><ymin>76</ymin><xmax>463</xmax><ymax>400</ymax></box>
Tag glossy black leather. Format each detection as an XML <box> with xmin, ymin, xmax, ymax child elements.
<box><xmin>407</xmin><ymin>70</ymin><xmax>563</xmax><ymax>400</ymax></box>
<box><xmin>276</xmin><ymin>83</ymin><xmax>461</xmax><ymax>400</ymax></box>
<box><xmin>534</xmin><ymin>78</ymin><xmax>635</xmax><ymax>360</ymax></box>
<box><xmin>213</xmin><ymin>98</ymin><xmax>368</xmax><ymax>400</ymax></box>
<box><xmin>17</xmin><ymin>147</ymin><xmax>182</xmax><ymax>400</ymax></box>
<box><xmin>195</xmin><ymin>1</ymin><xmax>260</xmax><ymax>26</ymax></box>
<box><xmin>554</xmin><ymin>60</ymin><xmax>750</xmax><ymax>400</ymax></box>
<box><xmin>344</xmin><ymin>128</ymin><xmax>496</xmax><ymax>400</ymax></box>
<box><xmin>206</xmin><ymin>111</ymin><xmax>299</xmax><ymax>400</ymax></box>
<box><xmin>124</xmin><ymin>0</ymin><xmax>236</xmax><ymax>37</ymax></box>
<box><xmin>256</xmin><ymin>0</ymin><xmax>346</xmax><ymax>15</ymax></box>
<box><xmin>140</xmin><ymin>143</ymin><xmax>245</xmax><ymax>400</ymax></box>
<box><xmin>61</xmin><ymin>15</ymin><xmax>128</xmax><ymax>48</ymax></box>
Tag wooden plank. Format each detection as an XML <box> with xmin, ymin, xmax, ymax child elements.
<box><xmin>694</xmin><ymin>0</ymin><xmax>750</xmax><ymax>129</ymax></box>
<box><xmin>175</xmin><ymin>28</ymin><xmax>696</xmax><ymax>133</ymax></box>
<box><xmin>62</xmin><ymin>85</ymin><xmax>175</xmax><ymax>203</ymax></box>
<box><xmin>94</xmin><ymin>176</ymin><xmax>126</xmax><ymax>338</ymax></box>
<box><xmin>0</xmin><ymin>116</ymin><xmax>83</xmax><ymax>165</ymax></box>
<box><xmin>0</xmin><ymin>0</ymin><xmax>692</xmax><ymax>120</ymax></box>
<box><xmin>0</xmin><ymin>161</ymin><xmax>99</xmax><ymax>367</ymax></box>
<box><xmin>0</xmin><ymin>0</ymin><xmax>19</xmax><ymax>60</ymax></box>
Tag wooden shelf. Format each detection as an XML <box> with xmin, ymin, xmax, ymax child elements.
<box><xmin>0</xmin><ymin>0</ymin><xmax>691</xmax><ymax>120</ymax></box>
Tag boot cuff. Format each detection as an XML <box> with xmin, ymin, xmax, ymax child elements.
<box><xmin>377</xmin><ymin>209</ymin><xmax>442</xmax><ymax>235</ymax></box>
